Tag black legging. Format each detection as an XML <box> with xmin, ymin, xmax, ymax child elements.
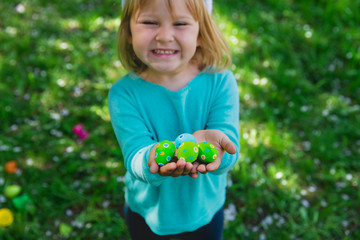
<box><xmin>124</xmin><ymin>204</ymin><xmax>224</xmax><ymax>240</ymax></box>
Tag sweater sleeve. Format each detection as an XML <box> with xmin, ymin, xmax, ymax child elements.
<box><xmin>108</xmin><ymin>80</ymin><xmax>166</xmax><ymax>186</ymax></box>
<box><xmin>206</xmin><ymin>71</ymin><xmax>240</xmax><ymax>175</ymax></box>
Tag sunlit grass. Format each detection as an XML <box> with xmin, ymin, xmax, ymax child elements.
<box><xmin>1</xmin><ymin>0</ymin><xmax>359</xmax><ymax>239</ymax></box>
<box><xmin>214</xmin><ymin>0</ymin><xmax>360</xmax><ymax>239</ymax></box>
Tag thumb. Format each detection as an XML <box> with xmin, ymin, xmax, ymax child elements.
<box><xmin>149</xmin><ymin>161</ymin><xmax>159</xmax><ymax>174</ymax></box>
<box><xmin>220</xmin><ymin>135</ymin><xmax>236</xmax><ymax>155</ymax></box>
<box><xmin>149</xmin><ymin>143</ymin><xmax>159</xmax><ymax>174</ymax></box>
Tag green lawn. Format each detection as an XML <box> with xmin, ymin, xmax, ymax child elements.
<box><xmin>1</xmin><ymin>0</ymin><xmax>359</xmax><ymax>239</ymax></box>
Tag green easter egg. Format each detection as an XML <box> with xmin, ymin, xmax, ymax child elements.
<box><xmin>198</xmin><ymin>142</ymin><xmax>218</xmax><ymax>163</ymax></box>
<box><xmin>59</xmin><ymin>223</ymin><xmax>73</xmax><ymax>236</ymax></box>
<box><xmin>12</xmin><ymin>194</ymin><xmax>30</xmax><ymax>210</ymax></box>
<box><xmin>155</xmin><ymin>140</ymin><xmax>175</xmax><ymax>166</ymax></box>
<box><xmin>5</xmin><ymin>185</ymin><xmax>22</xmax><ymax>198</ymax></box>
<box><xmin>177</xmin><ymin>141</ymin><xmax>199</xmax><ymax>163</ymax></box>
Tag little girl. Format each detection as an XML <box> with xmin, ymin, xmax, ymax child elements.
<box><xmin>108</xmin><ymin>0</ymin><xmax>239</xmax><ymax>239</ymax></box>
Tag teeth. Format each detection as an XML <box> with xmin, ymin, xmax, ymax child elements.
<box><xmin>154</xmin><ymin>50</ymin><xmax>175</xmax><ymax>54</ymax></box>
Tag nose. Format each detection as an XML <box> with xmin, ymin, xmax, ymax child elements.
<box><xmin>156</xmin><ymin>25</ymin><xmax>174</xmax><ymax>42</ymax></box>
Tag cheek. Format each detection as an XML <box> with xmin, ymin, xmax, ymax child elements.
<box><xmin>132</xmin><ymin>31</ymin><xmax>152</xmax><ymax>46</ymax></box>
<box><xmin>187</xmin><ymin>36</ymin><xmax>200</xmax><ymax>52</ymax></box>
<box><xmin>131</xmin><ymin>43</ymin><xmax>144</xmax><ymax>57</ymax></box>
<box><xmin>131</xmin><ymin>34</ymin><xmax>146</xmax><ymax>50</ymax></box>
<box><xmin>187</xmin><ymin>30</ymin><xmax>200</xmax><ymax>49</ymax></box>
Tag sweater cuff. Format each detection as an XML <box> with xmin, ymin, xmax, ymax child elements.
<box><xmin>132</xmin><ymin>144</ymin><xmax>167</xmax><ymax>186</ymax></box>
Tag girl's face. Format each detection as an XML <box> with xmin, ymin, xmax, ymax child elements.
<box><xmin>130</xmin><ymin>0</ymin><xmax>200</xmax><ymax>77</ymax></box>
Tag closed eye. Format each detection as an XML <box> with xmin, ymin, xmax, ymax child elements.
<box><xmin>143</xmin><ymin>21</ymin><xmax>157</xmax><ymax>25</ymax></box>
<box><xmin>174</xmin><ymin>22</ymin><xmax>187</xmax><ymax>26</ymax></box>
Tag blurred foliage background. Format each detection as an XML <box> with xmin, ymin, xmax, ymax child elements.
<box><xmin>0</xmin><ymin>0</ymin><xmax>359</xmax><ymax>239</ymax></box>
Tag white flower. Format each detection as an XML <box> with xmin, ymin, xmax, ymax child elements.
<box><xmin>26</xmin><ymin>158</ymin><xmax>34</xmax><ymax>166</ymax></box>
<box><xmin>342</xmin><ymin>194</ymin><xmax>349</xmax><ymax>201</ymax></box>
<box><xmin>322</xmin><ymin>109</ymin><xmax>329</xmax><ymax>116</ymax></box>
<box><xmin>116</xmin><ymin>176</ymin><xmax>125</xmax><ymax>183</ymax></box>
<box><xmin>50</xmin><ymin>112</ymin><xmax>61</xmax><ymax>120</ymax></box>
<box><xmin>16</xmin><ymin>3</ymin><xmax>25</xmax><ymax>13</ymax></box>
<box><xmin>336</xmin><ymin>182</ymin><xmax>346</xmax><ymax>188</ymax></box>
<box><xmin>305</xmin><ymin>31</ymin><xmax>312</xmax><ymax>38</ymax></box>
<box><xmin>345</xmin><ymin>174</ymin><xmax>353</xmax><ymax>181</ymax></box>
<box><xmin>66</xmin><ymin>146</ymin><xmax>74</xmax><ymax>153</ymax></box>
<box><xmin>227</xmin><ymin>178</ymin><xmax>233</xmax><ymax>187</ymax></box>
<box><xmin>277</xmin><ymin>217</ymin><xmax>285</xmax><ymax>226</ymax></box>
<box><xmin>300</xmin><ymin>190</ymin><xmax>307</xmax><ymax>196</ymax></box>
<box><xmin>66</xmin><ymin>209</ymin><xmax>73</xmax><ymax>216</ymax></box>
<box><xmin>308</xmin><ymin>186</ymin><xmax>317</xmax><ymax>192</ymax></box>
<box><xmin>57</xmin><ymin>78</ymin><xmax>66</xmax><ymax>87</ymax></box>
<box><xmin>60</xmin><ymin>108</ymin><xmax>70</xmax><ymax>116</ymax></box>
<box><xmin>303</xmin><ymin>141</ymin><xmax>311</xmax><ymax>151</ymax></box>
<box><xmin>260</xmin><ymin>233</ymin><xmax>266</xmax><ymax>240</ymax></box>
<box><xmin>261</xmin><ymin>216</ymin><xmax>273</xmax><ymax>227</ymax></box>
<box><xmin>0</xmin><ymin>145</ymin><xmax>10</xmax><ymax>151</ymax></box>
<box><xmin>320</xmin><ymin>200</ymin><xmax>328</xmax><ymax>207</ymax></box>
<box><xmin>102</xmin><ymin>200</ymin><xmax>110</xmax><ymax>208</ymax></box>
<box><xmin>224</xmin><ymin>203</ymin><xmax>237</xmax><ymax>221</ymax></box>
<box><xmin>10</xmin><ymin>125</ymin><xmax>18</xmax><ymax>131</ymax></box>
<box><xmin>301</xmin><ymin>200</ymin><xmax>310</xmax><ymax>208</ymax></box>
<box><xmin>71</xmin><ymin>220</ymin><xmax>84</xmax><ymax>228</ymax></box>
<box><xmin>275</xmin><ymin>172</ymin><xmax>283</xmax><ymax>179</ymax></box>
<box><xmin>301</xmin><ymin>106</ymin><xmax>309</xmax><ymax>112</ymax></box>
<box><xmin>13</xmin><ymin>146</ymin><xmax>22</xmax><ymax>152</ymax></box>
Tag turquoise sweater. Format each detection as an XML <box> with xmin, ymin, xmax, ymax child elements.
<box><xmin>108</xmin><ymin>70</ymin><xmax>240</xmax><ymax>235</ymax></box>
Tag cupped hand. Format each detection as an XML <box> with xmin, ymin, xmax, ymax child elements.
<box><xmin>148</xmin><ymin>144</ymin><xmax>196</xmax><ymax>178</ymax></box>
<box><xmin>191</xmin><ymin>130</ymin><xmax>237</xmax><ymax>174</ymax></box>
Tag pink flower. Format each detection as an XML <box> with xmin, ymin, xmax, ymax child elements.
<box><xmin>78</xmin><ymin>131</ymin><xmax>89</xmax><ymax>140</ymax></box>
<box><xmin>73</xmin><ymin>124</ymin><xmax>84</xmax><ymax>135</ymax></box>
<box><xmin>73</xmin><ymin>124</ymin><xmax>89</xmax><ymax>141</ymax></box>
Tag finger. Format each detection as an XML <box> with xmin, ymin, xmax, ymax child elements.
<box><xmin>191</xmin><ymin>161</ymin><xmax>200</xmax><ymax>174</ymax></box>
<box><xmin>172</xmin><ymin>159</ymin><xmax>186</xmax><ymax>177</ymax></box>
<box><xmin>206</xmin><ymin>157</ymin><xmax>221</xmax><ymax>172</ymax></box>
<box><xmin>220</xmin><ymin>135</ymin><xmax>236</xmax><ymax>154</ymax></box>
<box><xmin>189</xmin><ymin>172</ymin><xmax>198</xmax><ymax>179</ymax></box>
<box><xmin>159</xmin><ymin>162</ymin><xmax>177</xmax><ymax>176</ymax></box>
<box><xmin>182</xmin><ymin>162</ymin><xmax>193</xmax><ymax>176</ymax></box>
<box><xmin>197</xmin><ymin>164</ymin><xmax>208</xmax><ymax>174</ymax></box>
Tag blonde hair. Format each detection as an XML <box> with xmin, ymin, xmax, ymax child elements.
<box><xmin>117</xmin><ymin>0</ymin><xmax>231</xmax><ymax>74</ymax></box>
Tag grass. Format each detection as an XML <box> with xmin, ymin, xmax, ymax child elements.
<box><xmin>0</xmin><ymin>0</ymin><xmax>359</xmax><ymax>239</ymax></box>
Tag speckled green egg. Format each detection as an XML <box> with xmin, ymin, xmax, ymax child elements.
<box><xmin>198</xmin><ymin>142</ymin><xmax>218</xmax><ymax>163</ymax></box>
<box><xmin>177</xmin><ymin>141</ymin><xmax>199</xmax><ymax>163</ymax></box>
<box><xmin>155</xmin><ymin>140</ymin><xmax>175</xmax><ymax>166</ymax></box>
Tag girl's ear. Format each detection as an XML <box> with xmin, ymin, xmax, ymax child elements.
<box><xmin>197</xmin><ymin>36</ymin><xmax>201</xmax><ymax>47</ymax></box>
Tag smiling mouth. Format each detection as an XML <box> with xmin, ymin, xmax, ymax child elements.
<box><xmin>152</xmin><ymin>49</ymin><xmax>178</xmax><ymax>55</ymax></box>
